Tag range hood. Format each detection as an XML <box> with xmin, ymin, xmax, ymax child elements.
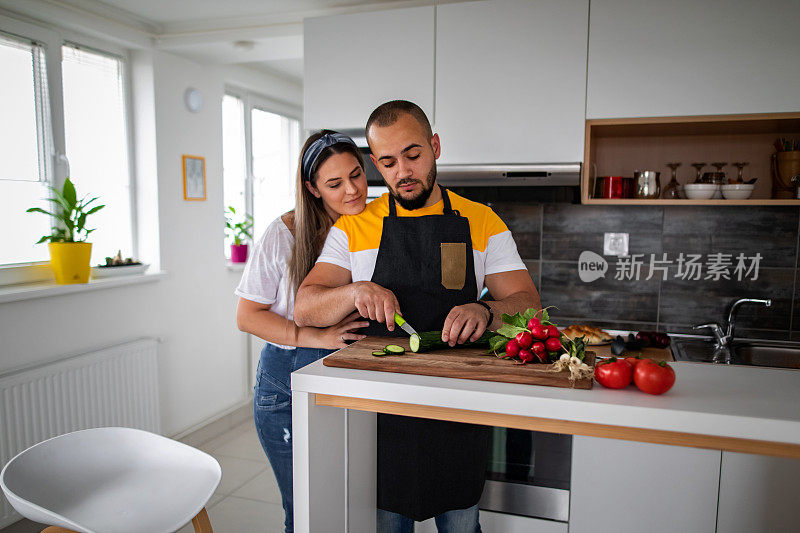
<box><xmin>436</xmin><ymin>163</ymin><xmax>581</xmax><ymax>187</ymax></box>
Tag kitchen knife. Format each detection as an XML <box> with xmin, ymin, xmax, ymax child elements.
<box><xmin>394</xmin><ymin>312</ymin><xmax>418</xmax><ymax>336</ymax></box>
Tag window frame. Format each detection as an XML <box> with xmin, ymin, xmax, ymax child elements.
<box><xmin>223</xmin><ymin>85</ymin><xmax>302</xmax><ymax>250</ymax></box>
<box><xmin>0</xmin><ymin>13</ymin><xmax>137</xmax><ymax>277</ymax></box>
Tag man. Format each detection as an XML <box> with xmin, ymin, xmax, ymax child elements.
<box><xmin>294</xmin><ymin>100</ymin><xmax>540</xmax><ymax>532</ymax></box>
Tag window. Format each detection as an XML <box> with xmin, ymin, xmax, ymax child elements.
<box><xmin>0</xmin><ymin>25</ymin><xmax>133</xmax><ymax>271</ymax></box>
<box><xmin>0</xmin><ymin>33</ymin><xmax>53</xmax><ymax>264</ymax></box>
<box><xmin>61</xmin><ymin>44</ymin><xmax>133</xmax><ymax>261</ymax></box>
<box><xmin>222</xmin><ymin>91</ymin><xmax>300</xmax><ymax>257</ymax></box>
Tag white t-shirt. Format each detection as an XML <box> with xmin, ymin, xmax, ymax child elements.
<box><xmin>235</xmin><ymin>216</ymin><xmax>296</xmax><ymax>349</ymax></box>
<box><xmin>316</xmin><ymin>192</ymin><xmax>527</xmax><ymax>297</ymax></box>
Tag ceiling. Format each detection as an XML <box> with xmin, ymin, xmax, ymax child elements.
<box><xmin>47</xmin><ymin>0</ymin><xmax>440</xmax><ymax>83</ymax></box>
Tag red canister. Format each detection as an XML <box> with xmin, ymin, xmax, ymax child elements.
<box><xmin>597</xmin><ymin>176</ymin><xmax>634</xmax><ymax>199</ymax></box>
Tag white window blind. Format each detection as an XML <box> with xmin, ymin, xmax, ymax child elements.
<box><xmin>251</xmin><ymin>108</ymin><xmax>300</xmax><ymax>240</ymax></box>
<box><xmin>0</xmin><ymin>32</ymin><xmax>52</xmax><ymax>264</ymax></box>
<box><xmin>61</xmin><ymin>43</ymin><xmax>132</xmax><ymax>263</ymax></box>
<box><xmin>222</xmin><ymin>94</ymin><xmax>247</xmax><ymax>255</ymax></box>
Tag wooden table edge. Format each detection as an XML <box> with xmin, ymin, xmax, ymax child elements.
<box><xmin>315</xmin><ymin>393</ymin><xmax>800</xmax><ymax>459</ymax></box>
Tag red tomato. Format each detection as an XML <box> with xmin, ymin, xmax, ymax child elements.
<box><xmin>515</xmin><ymin>331</ymin><xmax>534</xmax><ymax>349</ymax></box>
<box><xmin>530</xmin><ymin>325</ymin><xmax>548</xmax><ymax>340</ymax></box>
<box><xmin>527</xmin><ymin>318</ymin><xmax>541</xmax><ymax>330</ymax></box>
<box><xmin>518</xmin><ymin>349</ymin><xmax>534</xmax><ymax>363</ymax></box>
<box><xmin>594</xmin><ymin>358</ymin><xmax>633</xmax><ymax>389</ymax></box>
<box><xmin>633</xmin><ymin>359</ymin><xmax>676</xmax><ymax>395</ymax></box>
<box><xmin>624</xmin><ymin>356</ymin><xmax>642</xmax><ymax>369</ymax></box>
<box><xmin>505</xmin><ymin>339</ymin><xmax>521</xmax><ymax>358</ymax></box>
<box><xmin>545</xmin><ymin>337</ymin><xmax>562</xmax><ymax>352</ymax></box>
<box><xmin>545</xmin><ymin>325</ymin><xmax>560</xmax><ymax>338</ymax></box>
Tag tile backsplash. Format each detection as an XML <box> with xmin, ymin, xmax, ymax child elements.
<box><xmin>459</xmin><ymin>188</ymin><xmax>799</xmax><ymax>340</ymax></box>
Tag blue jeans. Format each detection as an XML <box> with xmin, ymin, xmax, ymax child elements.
<box><xmin>253</xmin><ymin>343</ymin><xmax>333</xmax><ymax>533</ymax></box>
<box><xmin>377</xmin><ymin>504</ymin><xmax>482</xmax><ymax>533</ymax></box>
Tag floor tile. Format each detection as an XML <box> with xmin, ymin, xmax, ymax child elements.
<box><xmin>207</xmin><ymin>496</ymin><xmax>285</xmax><ymax>533</ymax></box>
<box><xmin>213</xmin><ymin>425</ymin><xmax>266</xmax><ymax>462</ymax></box>
<box><xmin>0</xmin><ymin>519</ymin><xmax>44</xmax><ymax>533</ymax></box>
<box><xmin>213</xmin><ymin>455</ymin><xmax>267</xmax><ymax>495</ymax></box>
<box><xmin>200</xmin><ymin>422</ymin><xmax>251</xmax><ymax>455</ymax></box>
<box><xmin>232</xmin><ymin>469</ymin><xmax>282</xmax><ymax>505</ymax></box>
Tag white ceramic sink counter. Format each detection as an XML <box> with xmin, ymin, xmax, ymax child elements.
<box><xmin>292</xmin><ymin>359</ymin><xmax>800</xmax><ymax>446</ymax></box>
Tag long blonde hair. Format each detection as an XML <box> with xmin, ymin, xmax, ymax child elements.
<box><xmin>288</xmin><ymin>130</ymin><xmax>364</xmax><ymax>292</ymax></box>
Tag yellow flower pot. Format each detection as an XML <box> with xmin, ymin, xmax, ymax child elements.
<box><xmin>48</xmin><ymin>242</ymin><xmax>92</xmax><ymax>284</ymax></box>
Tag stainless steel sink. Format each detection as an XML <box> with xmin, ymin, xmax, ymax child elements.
<box><xmin>671</xmin><ymin>336</ymin><xmax>800</xmax><ymax>369</ymax></box>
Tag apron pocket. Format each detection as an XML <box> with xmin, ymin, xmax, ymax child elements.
<box><xmin>440</xmin><ymin>242</ymin><xmax>466</xmax><ymax>290</ymax></box>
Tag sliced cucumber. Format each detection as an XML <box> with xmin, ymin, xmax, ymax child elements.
<box><xmin>384</xmin><ymin>344</ymin><xmax>405</xmax><ymax>355</ymax></box>
<box><xmin>371</xmin><ymin>350</ymin><xmax>388</xmax><ymax>357</ymax></box>
<box><xmin>409</xmin><ymin>333</ymin><xmax>421</xmax><ymax>353</ymax></box>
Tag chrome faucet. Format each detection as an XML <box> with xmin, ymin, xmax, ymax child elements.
<box><xmin>693</xmin><ymin>298</ymin><xmax>772</xmax><ymax>360</ymax></box>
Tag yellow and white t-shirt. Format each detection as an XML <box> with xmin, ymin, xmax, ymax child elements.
<box><xmin>316</xmin><ymin>192</ymin><xmax>526</xmax><ymax>298</ymax></box>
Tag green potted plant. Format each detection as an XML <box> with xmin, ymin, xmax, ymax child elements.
<box><xmin>26</xmin><ymin>177</ymin><xmax>104</xmax><ymax>284</ymax></box>
<box><xmin>225</xmin><ymin>206</ymin><xmax>254</xmax><ymax>263</ymax></box>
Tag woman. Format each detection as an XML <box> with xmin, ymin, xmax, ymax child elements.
<box><xmin>235</xmin><ymin>131</ymin><xmax>369</xmax><ymax>533</ymax></box>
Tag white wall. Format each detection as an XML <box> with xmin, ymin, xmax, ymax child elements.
<box><xmin>0</xmin><ymin>13</ymin><xmax>303</xmax><ymax>436</ymax></box>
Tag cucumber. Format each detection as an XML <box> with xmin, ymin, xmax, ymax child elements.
<box><xmin>384</xmin><ymin>344</ymin><xmax>405</xmax><ymax>355</ymax></box>
<box><xmin>409</xmin><ymin>330</ymin><xmax>494</xmax><ymax>353</ymax></box>
<box><xmin>372</xmin><ymin>350</ymin><xmax>388</xmax><ymax>357</ymax></box>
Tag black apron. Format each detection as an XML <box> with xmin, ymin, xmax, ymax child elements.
<box><xmin>364</xmin><ymin>187</ymin><xmax>491</xmax><ymax>521</ymax></box>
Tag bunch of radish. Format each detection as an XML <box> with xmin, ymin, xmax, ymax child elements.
<box><xmin>487</xmin><ymin>308</ymin><xmax>586</xmax><ymax>365</ymax></box>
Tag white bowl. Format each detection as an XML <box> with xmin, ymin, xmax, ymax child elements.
<box><xmin>721</xmin><ymin>184</ymin><xmax>754</xmax><ymax>200</ymax></box>
<box><xmin>683</xmin><ymin>183</ymin><xmax>718</xmax><ymax>200</ymax></box>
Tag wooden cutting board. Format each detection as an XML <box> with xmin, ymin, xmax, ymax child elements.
<box><xmin>323</xmin><ymin>336</ymin><xmax>595</xmax><ymax>389</ymax></box>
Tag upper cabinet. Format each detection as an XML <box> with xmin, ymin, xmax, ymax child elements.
<box><xmin>434</xmin><ymin>0</ymin><xmax>588</xmax><ymax>164</ymax></box>
<box><xmin>586</xmin><ymin>0</ymin><xmax>800</xmax><ymax>118</ymax></box>
<box><xmin>303</xmin><ymin>7</ymin><xmax>434</xmax><ymax>131</ymax></box>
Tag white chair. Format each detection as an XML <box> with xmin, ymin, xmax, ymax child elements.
<box><xmin>0</xmin><ymin>427</ymin><xmax>221</xmax><ymax>533</ymax></box>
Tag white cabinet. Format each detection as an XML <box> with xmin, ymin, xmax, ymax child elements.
<box><xmin>303</xmin><ymin>7</ymin><xmax>434</xmax><ymax>131</ymax></box>
<box><xmin>716</xmin><ymin>452</ymin><xmax>800</xmax><ymax>533</ymax></box>
<box><xmin>434</xmin><ymin>0</ymin><xmax>588</xmax><ymax>164</ymax></box>
<box><xmin>587</xmin><ymin>0</ymin><xmax>800</xmax><ymax>118</ymax></box>
<box><xmin>569</xmin><ymin>436</ymin><xmax>720</xmax><ymax>533</ymax></box>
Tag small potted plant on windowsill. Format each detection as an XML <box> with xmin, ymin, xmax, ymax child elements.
<box><xmin>225</xmin><ymin>206</ymin><xmax>254</xmax><ymax>263</ymax></box>
<box><xmin>26</xmin><ymin>177</ymin><xmax>104</xmax><ymax>284</ymax></box>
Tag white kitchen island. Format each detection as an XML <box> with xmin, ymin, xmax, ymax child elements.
<box><xmin>291</xmin><ymin>360</ymin><xmax>800</xmax><ymax>533</ymax></box>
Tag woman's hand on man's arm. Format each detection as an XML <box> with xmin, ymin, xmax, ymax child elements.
<box><xmin>236</xmin><ymin>297</ymin><xmax>367</xmax><ymax>350</ymax></box>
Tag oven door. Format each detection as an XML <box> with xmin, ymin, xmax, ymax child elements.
<box><xmin>479</xmin><ymin>428</ymin><xmax>571</xmax><ymax>522</ymax></box>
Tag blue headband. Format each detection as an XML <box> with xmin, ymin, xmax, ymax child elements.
<box><xmin>301</xmin><ymin>133</ymin><xmax>358</xmax><ymax>182</ymax></box>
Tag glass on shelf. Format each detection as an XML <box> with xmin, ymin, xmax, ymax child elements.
<box><xmin>732</xmin><ymin>162</ymin><xmax>749</xmax><ymax>184</ymax></box>
<box><xmin>662</xmin><ymin>162</ymin><xmax>682</xmax><ymax>199</ymax></box>
<box><xmin>691</xmin><ymin>163</ymin><xmax>707</xmax><ymax>183</ymax></box>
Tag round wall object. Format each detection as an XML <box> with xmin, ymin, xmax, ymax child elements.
<box><xmin>184</xmin><ymin>87</ymin><xmax>203</xmax><ymax>113</ymax></box>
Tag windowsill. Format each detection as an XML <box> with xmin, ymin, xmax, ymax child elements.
<box><xmin>227</xmin><ymin>262</ymin><xmax>246</xmax><ymax>272</ymax></box>
<box><xmin>0</xmin><ymin>271</ymin><xmax>167</xmax><ymax>304</ymax></box>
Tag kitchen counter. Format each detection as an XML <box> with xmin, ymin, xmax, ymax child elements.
<box><xmin>290</xmin><ymin>358</ymin><xmax>800</xmax><ymax>532</ymax></box>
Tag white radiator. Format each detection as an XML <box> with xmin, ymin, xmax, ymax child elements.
<box><xmin>0</xmin><ymin>338</ymin><xmax>160</xmax><ymax>528</ymax></box>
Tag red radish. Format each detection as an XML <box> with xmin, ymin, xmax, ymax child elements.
<box><xmin>518</xmin><ymin>349</ymin><xmax>534</xmax><ymax>363</ymax></box>
<box><xmin>505</xmin><ymin>339</ymin><xmax>521</xmax><ymax>358</ymax></box>
<box><xmin>531</xmin><ymin>342</ymin><xmax>546</xmax><ymax>356</ymax></box>
<box><xmin>527</xmin><ymin>318</ymin><xmax>541</xmax><ymax>330</ymax></box>
<box><xmin>515</xmin><ymin>331</ymin><xmax>534</xmax><ymax>349</ymax></box>
<box><xmin>530</xmin><ymin>324</ymin><xmax>548</xmax><ymax>340</ymax></box>
<box><xmin>545</xmin><ymin>325</ymin><xmax>560</xmax><ymax>338</ymax></box>
<box><xmin>545</xmin><ymin>337</ymin><xmax>562</xmax><ymax>352</ymax></box>
<box><xmin>536</xmin><ymin>350</ymin><xmax>549</xmax><ymax>364</ymax></box>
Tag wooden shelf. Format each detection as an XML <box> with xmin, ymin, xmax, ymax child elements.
<box><xmin>581</xmin><ymin>112</ymin><xmax>800</xmax><ymax>205</ymax></box>
<box><xmin>583</xmin><ymin>198</ymin><xmax>800</xmax><ymax>206</ymax></box>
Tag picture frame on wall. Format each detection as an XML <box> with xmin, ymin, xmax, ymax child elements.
<box><xmin>182</xmin><ymin>155</ymin><xmax>206</xmax><ymax>201</ymax></box>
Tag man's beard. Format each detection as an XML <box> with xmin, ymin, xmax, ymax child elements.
<box><xmin>390</xmin><ymin>164</ymin><xmax>437</xmax><ymax>210</ymax></box>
